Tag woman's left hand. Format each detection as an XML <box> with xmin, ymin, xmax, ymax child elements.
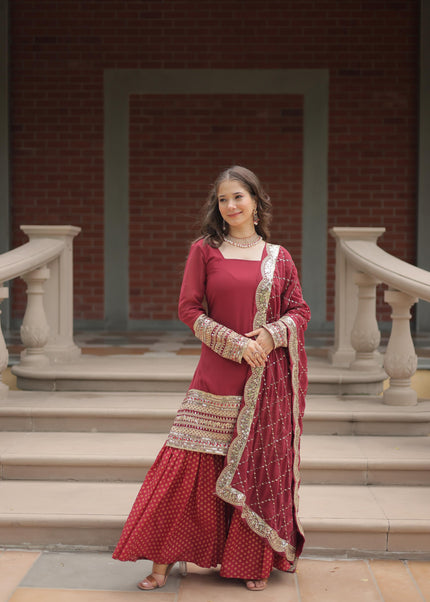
<box><xmin>245</xmin><ymin>328</ymin><xmax>275</xmax><ymax>359</ymax></box>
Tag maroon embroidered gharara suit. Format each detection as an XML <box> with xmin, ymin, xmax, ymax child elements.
<box><xmin>113</xmin><ymin>239</ymin><xmax>310</xmax><ymax>579</ymax></box>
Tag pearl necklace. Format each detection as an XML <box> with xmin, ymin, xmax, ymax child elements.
<box><xmin>223</xmin><ymin>233</ymin><xmax>262</xmax><ymax>248</ymax></box>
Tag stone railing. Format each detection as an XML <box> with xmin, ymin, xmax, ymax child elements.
<box><xmin>0</xmin><ymin>225</ymin><xmax>81</xmax><ymax>399</ymax></box>
<box><xmin>329</xmin><ymin>227</ymin><xmax>430</xmax><ymax>406</ymax></box>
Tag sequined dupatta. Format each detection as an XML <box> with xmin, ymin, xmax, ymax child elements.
<box><xmin>216</xmin><ymin>243</ymin><xmax>309</xmax><ymax>566</ymax></box>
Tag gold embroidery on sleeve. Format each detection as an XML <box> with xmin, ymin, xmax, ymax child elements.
<box><xmin>194</xmin><ymin>314</ymin><xmax>248</xmax><ymax>363</ymax></box>
<box><xmin>262</xmin><ymin>321</ymin><xmax>288</xmax><ymax>348</ymax></box>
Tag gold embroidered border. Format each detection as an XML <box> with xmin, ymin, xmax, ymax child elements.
<box><xmin>216</xmin><ymin>243</ymin><xmax>302</xmax><ymax>561</ymax></box>
<box><xmin>166</xmin><ymin>388</ymin><xmax>242</xmax><ymax>456</ymax></box>
<box><xmin>194</xmin><ymin>314</ymin><xmax>248</xmax><ymax>363</ymax></box>
<box><xmin>281</xmin><ymin>315</ymin><xmax>305</xmax><ymax>543</ymax></box>
<box><xmin>253</xmin><ymin>244</ymin><xmax>279</xmax><ymax>330</ymax></box>
<box><xmin>262</xmin><ymin>320</ymin><xmax>288</xmax><ymax>349</ymax></box>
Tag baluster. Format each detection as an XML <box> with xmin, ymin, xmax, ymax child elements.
<box><xmin>383</xmin><ymin>289</ymin><xmax>418</xmax><ymax>406</ymax></box>
<box><xmin>0</xmin><ymin>284</ymin><xmax>9</xmax><ymax>399</ymax></box>
<box><xmin>21</xmin><ymin>225</ymin><xmax>82</xmax><ymax>363</ymax></box>
<box><xmin>350</xmin><ymin>271</ymin><xmax>382</xmax><ymax>370</ymax></box>
<box><xmin>19</xmin><ymin>267</ymin><xmax>50</xmax><ymax>367</ymax></box>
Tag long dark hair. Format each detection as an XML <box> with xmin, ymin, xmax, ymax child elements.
<box><xmin>201</xmin><ymin>166</ymin><xmax>272</xmax><ymax>248</ymax></box>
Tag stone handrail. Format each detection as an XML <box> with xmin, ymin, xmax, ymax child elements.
<box><xmin>0</xmin><ymin>225</ymin><xmax>81</xmax><ymax>399</ymax></box>
<box><xmin>0</xmin><ymin>238</ymin><xmax>65</xmax><ymax>281</ymax></box>
<box><xmin>339</xmin><ymin>238</ymin><xmax>430</xmax><ymax>302</ymax></box>
<box><xmin>330</xmin><ymin>227</ymin><xmax>429</xmax><ymax>406</ymax></box>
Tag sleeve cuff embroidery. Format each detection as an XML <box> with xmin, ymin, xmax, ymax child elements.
<box><xmin>263</xmin><ymin>319</ymin><xmax>289</xmax><ymax>349</ymax></box>
<box><xmin>194</xmin><ymin>314</ymin><xmax>248</xmax><ymax>363</ymax></box>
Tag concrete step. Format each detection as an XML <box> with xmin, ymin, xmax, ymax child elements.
<box><xmin>0</xmin><ymin>391</ymin><xmax>180</xmax><ymax>434</ymax></box>
<box><xmin>304</xmin><ymin>396</ymin><xmax>430</xmax><ymax>436</ymax></box>
<box><xmin>0</xmin><ymin>480</ymin><xmax>428</xmax><ymax>556</ymax></box>
<box><xmin>300</xmin><ymin>435</ymin><xmax>430</xmax><ymax>485</ymax></box>
<box><xmin>1</xmin><ymin>432</ymin><xmax>429</xmax><ymax>485</ymax></box>
<box><xmin>1</xmin><ymin>391</ymin><xmax>429</xmax><ymax>436</ymax></box>
<box><xmin>12</xmin><ymin>354</ymin><xmax>386</xmax><ymax>396</ymax></box>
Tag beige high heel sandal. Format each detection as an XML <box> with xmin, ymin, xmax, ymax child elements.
<box><xmin>137</xmin><ymin>561</ymin><xmax>187</xmax><ymax>590</ymax></box>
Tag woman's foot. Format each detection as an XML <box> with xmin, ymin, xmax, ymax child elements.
<box><xmin>245</xmin><ymin>578</ymin><xmax>268</xmax><ymax>591</ymax></box>
<box><xmin>137</xmin><ymin>563</ymin><xmax>174</xmax><ymax>590</ymax></box>
<box><xmin>137</xmin><ymin>562</ymin><xmax>187</xmax><ymax>590</ymax></box>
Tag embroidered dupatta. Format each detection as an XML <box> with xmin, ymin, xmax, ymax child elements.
<box><xmin>216</xmin><ymin>243</ymin><xmax>310</xmax><ymax>564</ymax></box>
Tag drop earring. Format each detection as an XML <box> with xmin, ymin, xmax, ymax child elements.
<box><xmin>253</xmin><ymin>208</ymin><xmax>259</xmax><ymax>226</ymax></box>
<box><xmin>222</xmin><ymin>219</ymin><xmax>227</xmax><ymax>232</ymax></box>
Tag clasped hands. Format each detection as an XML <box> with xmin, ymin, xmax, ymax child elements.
<box><xmin>242</xmin><ymin>327</ymin><xmax>274</xmax><ymax>368</ymax></box>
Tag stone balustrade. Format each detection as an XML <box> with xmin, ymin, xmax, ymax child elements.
<box><xmin>0</xmin><ymin>225</ymin><xmax>81</xmax><ymax>399</ymax></box>
<box><xmin>330</xmin><ymin>227</ymin><xmax>430</xmax><ymax>406</ymax></box>
<box><xmin>1</xmin><ymin>224</ymin><xmax>429</xmax><ymax>406</ymax></box>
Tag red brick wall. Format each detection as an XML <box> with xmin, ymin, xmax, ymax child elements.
<box><xmin>129</xmin><ymin>94</ymin><xmax>303</xmax><ymax>321</ymax></box>
<box><xmin>10</xmin><ymin>0</ymin><xmax>419</xmax><ymax>325</ymax></box>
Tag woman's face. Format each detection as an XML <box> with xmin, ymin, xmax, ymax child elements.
<box><xmin>217</xmin><ymin>179</ymin><xmax>257</xmax><ymax>233</ymax></box>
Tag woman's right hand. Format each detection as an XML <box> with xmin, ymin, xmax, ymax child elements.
<box><xmin>242</xmin><ymin>339</ymin><xmax>267</xmax><ymax>368</ymax></box>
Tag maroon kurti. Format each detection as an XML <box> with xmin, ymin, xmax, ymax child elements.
<box><xmin>113</xmin><ymin>239</ymin><xmax>310</xmax><ymax>578</ymax></box>
<box><xmin>179</xmin><ymin>239</ymin><xmax>262</xmax><ymax>397</ymax></box>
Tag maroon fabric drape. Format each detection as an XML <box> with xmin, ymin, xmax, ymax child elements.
<box><xmin>216</xmin><ymin>245</ymin><xmax>310</xmax><ymax>565</ymax></box>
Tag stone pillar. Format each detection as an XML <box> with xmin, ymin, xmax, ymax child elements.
<box><xmin>329</xmin><ymin>227</ymin><xmax>385</xmax><ymax>368</ymax></box>
<box><xmin>383</xmin><ymin>289</ymin><xmax>418</xmax><ymax>406</ymax></box>
<box><xmin>20</xmin><ymin>225</ymin><xmax>81</xmax><ymax>363</ymax></box>
<box><xmin>350</xmin><ymin>271</ymin><xmax>382</xmax><ymax>371</ymax></box>
<box><xmin>0</xmin><ymin>284</ymin><xmax>9</xmax><ymax>399</ymax></box>
<box><xmin>19</xmin><ymin>266</ymin><xmax>50</xmax><ymax>367</ymax></box>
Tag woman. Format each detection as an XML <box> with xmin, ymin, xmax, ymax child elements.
<box><xmin>113</xmin><ymin>166</ymin><xmax>310</xmax><ymax>592</ymax></box>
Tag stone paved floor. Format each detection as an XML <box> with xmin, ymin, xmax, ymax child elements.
<box><xmin>0</xmin><ymin>551</ymin><xmax>429</xmax><ymax>602</ymax></box>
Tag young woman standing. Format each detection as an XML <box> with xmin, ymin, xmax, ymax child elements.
<box><xmin>113</xmin><ymin>165</ymin><xmax>310</xmax><ymax>592</ymax></box>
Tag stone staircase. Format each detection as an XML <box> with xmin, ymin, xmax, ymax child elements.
<box><xmin>1</xmin><ymin>224</ymin><xmax>429</xmax><ymax>559</ymax></box>
<box><xmin>1</xmin><ymin>355</ymin><xmax>430</xmax><ymax>557</ymax></box>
